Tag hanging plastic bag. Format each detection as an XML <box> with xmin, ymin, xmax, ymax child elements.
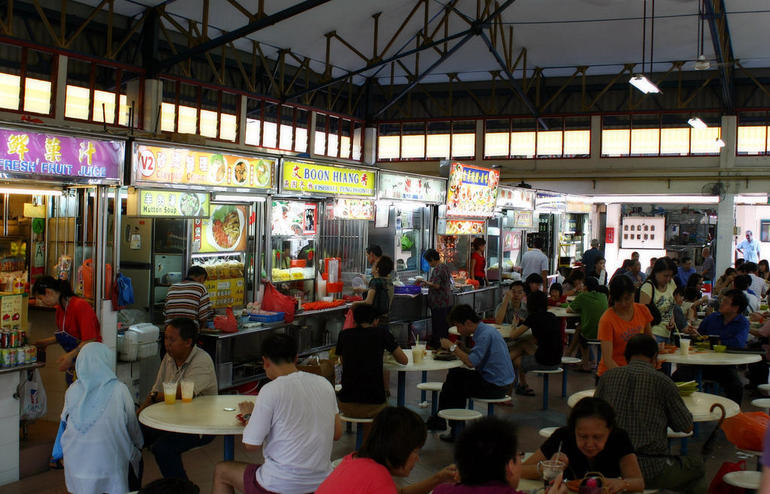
<box><xmin>20</xmin><ymin>369</ymin><xmax>47</xmax><ymax>420</ymax></box>
<box><xmin>261</xmin><ymin>282</ymin><xmax>296</xmax><ymax>323</ymax></box>
<box><xmin>721</xmin><ymin>412</ymin><xmax>769</xmax><ymax>452</ymax></box>
<box><xmin>343</xmin><ymin>309</ymin><xmax>355</xmax><ymax>330</ymax></box>
<box><xmin>707</xmin><ymin>460</ymin><xmax>746</xmax><ymax>494</ymax></box>
<box><xmin>51</xmin><ymin>419</ymin><xmax>66</xmax><ymax>461</ymax></box>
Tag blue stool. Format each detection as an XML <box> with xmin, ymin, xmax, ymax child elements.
<box><xmin>339</xmin><ymin>415</ymin><xmax>373</xmax><ymax>450</ymax></box>
<box><xmin>560</xmin><ymin>357</ymin><xmax>581</xmax><ymax>397</ymax></box>
<box><xmin>531</xmin><ymin>368</ymin><xmax>563</xmax><ymax>410</ymax></box>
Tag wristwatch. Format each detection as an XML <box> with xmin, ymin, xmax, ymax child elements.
<box><xmin>449</xmin><ymin>344</ymin><xmax>457</xmax><ymax>353</ymax></box>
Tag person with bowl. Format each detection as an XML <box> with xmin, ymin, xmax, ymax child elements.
<box><xmin>522</xmin><ymin>397</ymin><xmax>644</xmax><ymax>494</ymax></box>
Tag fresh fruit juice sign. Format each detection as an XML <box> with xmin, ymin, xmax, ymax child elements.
<box><xmin>446</xmin><ymin>162</ymin><xmax>500</xmax><ymax>217</ymax></box>
<box><xmin>282</xmin><ymin>161</ymin><xmax>375</xmax><ymax>197</ymax></box>
<box><xmin>134</xmin><ymin>144</ymin><xmax>275</xmax><ymax>190</ymax></box>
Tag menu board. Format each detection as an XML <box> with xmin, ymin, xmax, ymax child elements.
<box><xmin>536</xmin><ymin>192</ymin><xmax>566</xmax><ymax>212</ymax></box>
<box><xmin>445</xmin><ymin>220</ymin><xmax>486</xmax><ymax>235</ymax></box>
<box><xmin>514</xmin><ymin>210</ymin><xmax>534</xmax><ymax>228</ymax></box>
<box><xmin>446</xmin><ymin>162</ymin><xmax>500</xmax><ymax>218</ymax></box>
<box><xmin>272</xmin><ymin>201</ymin><xmax>317</xmax><ymax>235</ymax></box>
<box><xmin>378</xmin><ymin>172</ymin><xmax>446</xmax><ymax>204</ymax></box>
<box><xmin>329</xmin><ymin>199</ymin><xmax>374</xmax><ymax>220</ymax></box>
<box><xmin>0</xmin><ymin>127</ymin><xmax>123</xmax><ymax>183</ymax></box>
<box><xmin>193</xmin><ymin>204</ymin><xmax>248</xmax><ymax>253</ymax></box>
<box><xmin>497</xmin><ymin>187</ymin><xmax>535</xmax><ymax>210</ymax></box>
<box><xmin>138</xmin><ymin>190</ymin><xmax>210</xmax><ymax>218</ymax></box>
<box><xmin>135</xmin><ymin>144</ymin><xmax>275</xmax><ymax>190</ymax></box>
<box><xmin>282</xmin><ymin>160</ymin><xmax>375</xmax><ymax>197</ymax></box>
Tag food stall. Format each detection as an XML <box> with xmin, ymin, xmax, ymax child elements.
<box><xmin>562</xmin><ymin>196</ymin><xmax>593</xmax><ymax>268</ymax></box>
<box><xmin>0</xmin><ymin>124</ymin><xmax>123</xmax><ymax>486</ymax></box>
<box><xmin>494</xmin><ymin>186</ymin><xmax>536</xmax><ymax>281</ymax></box>
<box><xmin>533</xmin><ymin>191</ymin><xmax>567</xmax><ymax>275</ymax></box>
<box><xmin>437</xmin><ymin>161</ymin><xmax>501</xmax><ymax>317</ymax></box>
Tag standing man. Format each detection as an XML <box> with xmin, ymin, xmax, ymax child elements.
<box><xmin>700</xmin><ymin>247</ymin><xmax>715</xmax><ymax>281</ymax></box>
<box><xmin>581</xmin><ymin>239</ymin><xmax>603</xmax><ymax>277</ymax></box>
<box><xmin>426</xmin><ymin>304</ymin><xmax>515</xmax><ymax>441</ymax></box>
<box><xmin>737</xmin><ymin>230</ymin><xmax>761</xmax><ymax>263</ymax></box>
<box><xmin>596</xmin><ymin>335</ymin><xmax>704</xmax><ymax>494</ymax></box>
<box><xmin>521</xmin><ymin>238</ymin><xmax>549</xmax><ymax>290</ymax></box>
<box><xmin>164</xmin><ymin>266</ymin><xmax>213</xmax><ymax>328</ymax></box>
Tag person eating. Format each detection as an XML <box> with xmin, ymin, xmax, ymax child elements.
<box><xmin>495</xmin><ymin>281</ymin><xmax>527</xmax><ymax>325</ymax></box>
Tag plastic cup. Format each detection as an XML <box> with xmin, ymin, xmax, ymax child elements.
<box><xmin>412</xmin><ymin>344</ymin><xmax>425</xmax><ymax>364</ymax></box>
<box><xmin>163</xmin><ymin>382</ymin><xmax>177</xmax><ymax>404</ymax></box>
<box><xmin>679</xmin><ymin>338</ymin><xmax>691</xmax><ymax>355</ymax></box>
<box><xmin>180</xmin><ymin>380</ymin><xmax>194</xmax><ymax>403</ymax></box>
<box><xmin>537</xmin><ymin>459</ymin><xmax>565</xmax><ymax>484</ymax></box>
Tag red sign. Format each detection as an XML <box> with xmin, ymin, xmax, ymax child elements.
<box><xmin>605</xmin><ymin>227</ymin><xmax>615</xmax><ymax>244</ymax></box>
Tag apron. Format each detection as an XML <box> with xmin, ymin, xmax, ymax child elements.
<box><xmin>56</xmin><ymin>303</ymin><xmax>81</xmax><ymax>385</ymax></box>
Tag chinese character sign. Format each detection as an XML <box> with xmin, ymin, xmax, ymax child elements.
<box><xmin>0</xmin><ymin>128</ymin><xmax>123</xmax><ymax>182</ymax></box>
<box><xmin>446</xmin><ymin>162</ymin><xmax>500</xmax><ymax>217</ymax></box>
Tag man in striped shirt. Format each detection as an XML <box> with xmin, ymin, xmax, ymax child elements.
<box><xmin>164</xmin><ymin>266</ymin><xmax>213</xmax><ymax>328</ymax></box>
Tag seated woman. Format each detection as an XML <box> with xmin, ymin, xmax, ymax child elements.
<box><xmin>522</xmin><ymin>397</ymin><xmax>644</xmax><ymax>494</ymax></box>
<box><xmin>435</xmin><ymin>416</ymin><xmax>568</xmax><ymax>494</ymax></box>
<box><xmin>336</xmin><ymin>304</ymin><xmax>407</xmax><ymax>424</ymax></box>
<box><xmin>547</xmin><ymin>283</ymin><xmax>567</xmax><ymax>306</ymax></box>
<box><xmin>562</xmin><ymin>271</ymin><xmax>585</xmax><ymax>297</ymax></box>
<box><xmin>354</xmin><ymin>255</ymin><xmax>395</xmax><ymax>327</ymax></box>
<box><xmin>61</xmin><ymin>342</ymin><xmax>143</xmax><ymax>494</ymax></box>
<box><xmin>509</xmin><ymin>291</ymin><xmax>562</xmax><ymax>396</ymax></box>
<box><xmin>316</xmin><ymin>406</ymin><xmax>457</xmax><ymax>494</ymax></box>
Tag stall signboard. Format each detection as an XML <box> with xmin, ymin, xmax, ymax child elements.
<box><xmin>441</xmin><ymin>219</ymin><xmax>486</xmax><ymax>235</ymax></box>
<box><xmin>378</xmin><ymin>172</ymin><xmax>446</xmax><ymax>204</ymax></box>
<box><xmin>514</xmin><ymin>210</ymin><xmax>534</xmax><ymax>228</ymax></box>
<box><xmin>497</xmin><ymin>186</ymin><xmax>535</xmax><ymax>210</ymax></box>
<box><xmin>192</xmin><ymin>204</ymin><xmax>248</xmax><ymax>253</ymax></box>
<box><xmin>138</xmin><ymin>190</ymin><xmax>210</xmax><ymax>218</ymax></box>
<box><xmin>536</xmin><ymin>192</ymin><xmax>567</xmax><ymax>212</ymax></box>
<box><xmin>0</xmin><ymin>127</ymin><xmax>123</xmax><ymax>183</ymax></box>
<box><xmin>282</xmin><ymin>160</ymin><xmax>375</xmax><ymax>197</ymax></box>
<box><xmin>272</xmin><ymin>201</ymin><xmax>317</xmax><ymax>235</ymax></box>
<box><xmin>329</xmin><ymin>199</ymin><xmax>374</xmax><ymax>220</ymax></box>
<box><xmin>134</xmin><ymin>143</ymin><xmax>275</xmax><ymax>191</ymax></box>
<box><xmin>446</xmin><ymin>162</ymin><xmax>500</xmax><ymax>218</ymax></box>
<box><xmin>566</xmin><ymin>197</ymin><xmax>592</xmax><ymax>214</ymax></box>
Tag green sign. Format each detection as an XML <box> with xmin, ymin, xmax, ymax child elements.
<box><xmin>139</xmin><ymin>190</ymin><xmax>210</xmax><ymax>218</ymax></box>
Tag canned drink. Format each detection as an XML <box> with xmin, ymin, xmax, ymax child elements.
<box><xmin>9</xmin><ymin>330</ymin><xmax>16</xmax><ymax>348</ymax></box>
<box><xmin>26</xmin><ymin>345</ymin><xmax>36</xmax><ymax>364</ymax></box>
<box><xmin>0</xmin><ymin>331</ymin><xmax>6</xmax><ymax>348</ymax></box>
<box><xmin>16</xmin><ymin>347</ymin><xmax>25</xmax><ymax>365</ymax></box>
<box><xmin>0</xmin><ymin>349</ymin><xmax>7</xmax><ymax>367</ymax></box>
<box><xmin>1</xmin><ymin>348</ymin><xmax>13</xmax><ymax>367</ymax></box>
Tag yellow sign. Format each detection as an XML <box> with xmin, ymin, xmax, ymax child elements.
<box><xmin>282</xmin><ymin>161</ymin><xmax>375</xmax><ymax>197</ymax></box>
<box><xmin>139</xmin><ymin>190</ymin><xmax>210</xmax><ymax>218</ymax></box>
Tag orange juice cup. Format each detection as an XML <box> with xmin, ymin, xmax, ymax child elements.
<box><xmin>163</xmin><ymin>382</ymin><xmax>177</xmax><ymax>404</ymax></box>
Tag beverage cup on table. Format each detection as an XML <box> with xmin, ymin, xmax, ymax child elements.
<box><xmin>180</xmin><ymin>380</ymin><xmax>194</xmax><ymax>403</ymax></box>
<box><xmin>537</xmin><ymin>459</ymin><xmax>565</xmax><ymax>486</ymax></box>
<box><xmin>679</xmin><ymin>337</ymin><xmax>691</xmax><ymax>355</ymax></box>
<box><xmin>412</xmin><ymin>344</ymin><xmax>426</xmax><ymax>364</ymax></box>
<box><xmin>163</xmin><ymin>382</ymin><xmax>177</xmax><ymax>404</ymax></box>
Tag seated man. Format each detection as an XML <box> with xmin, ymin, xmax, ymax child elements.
<box><xmin>674</xmin><ymin>289</ymin><xmax>749</xmax><ymax>404</ymax></box>
<box><xmin>426</xmin><ymin>304</ymin><xmax>515</xmax><ymax>441</ymax></box>
<box><xmin>596</xmin><ymin>334</ymin><xmax>704</xmax><ymax>494</ymax></box>
<box><xmin>734</xmin><ymin>274</ymin><xmax>759</xmax><ymax>314</ymax></box>
<box><xmin>567</xmin><ymin>276</ymin><xmax>608</xmax><ymax>371</ymax></box>
<box><xmin>139</xmin><ymin>318</ymin><xmax>218</xmax><ymax>480</ymax></box>
<box><xmin>495</xmin><ymin>281</ymin><xmax>527</xmax><ymax>324</ymax></box>
<box><xmin>213</xmin><ymin>333</ymin><xmax>342</xmax><ymax>494</ymax></box>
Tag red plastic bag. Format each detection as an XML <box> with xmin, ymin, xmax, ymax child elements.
<box><xmin>261</xmin><ymin>282</ymin><xmax>296</xmax><ymax>323</ymax></box>
<box><xmin>214</xmin><ymin>307</ymin><xmax>238</xmax><ymax>333</ymax></box>
<box><xmin>343</xmin><ymin>309</ymin><xmax>355</xmax><ymax>330</ymax></box>
<box><xmin>707</xmin><ymin>460</ymin><xmax>745</xmax><ymax>494</ymax></box>
<box><xmin>721</xmin><ymin>412</ymin><xmax>769</xmax><ymax>451</ymax></box>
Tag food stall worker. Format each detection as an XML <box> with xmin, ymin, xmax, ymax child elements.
<box><xmin>469</xmin><ymin>237</ymin><xmax>487</xmax><ymax>286</ymax></box>
<box><xmin>32</xmin><ymin>276</ymin><xmax>102</xmax><ymax>386</ymax></box>
<box><xmin>164</xmin><ymin>266</ymin><xmax>213</xmax><ymax>328</ymax></box>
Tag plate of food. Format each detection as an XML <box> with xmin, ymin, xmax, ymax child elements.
<box><xmin>178</xmin><ymin>192</ymin><xmax>201</xmax><ymax>216</ymax></box>
<box><xmin>209</xmin><ymin>154</ymin><xmax>228</xmax><ymax>184</ymax></box>
<box><xmin>232</xmin><ymin>159</ymin><xmax>249</xmax><ymax>185</ymax></box>
<box><xmin>207</xmin><ymin>205</ymin><xmax>244</xmax><ymax>251</ymax></box>
<box><xmin>255</xmin><ymin>160</ymin><xmax>271</xmax><ymax>187</ymax></box>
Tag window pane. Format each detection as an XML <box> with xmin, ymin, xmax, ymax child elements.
<box><xmin>0</xmin><ymin>73</ymin><xmax>20</xmax><ymax>111</ymax></box>
<box><xmin>564</xmin><ymin>130</ymin><xmax>590</xmax><ymax>156</ymax></box>
<box><xmin>352</xmin><ymin>122</ymin><xmax>363</xmax><ymax>160</ymax></box>
<box><xmin>691</xmin><ymin>127</ymin><xmax>721</xmax><ymax>154</ymax></box>
<box><xmin>601</xmin><ymin>129</ymin><xmax>630</xmax><ymax>156</ymax></box>
<box><xmin>24</xmin><ymin>78</ymin><xmax>51</xmax><ymax>114</ymax></box>
<box><xmin>263</xmin><ymin>102</ymin><xmax>279</xmax><ymax>148</ymax></box>
<box><xmin>536</xmin><ymin>130</ymin><xmax>563</xmax><ymax>157</ymax></box>
<box><xmin>245</xmin><ymin>118</ymin><xmax>261</xmax><ymax>146</ymax></box>
<box><xmin>484</xmin><ymin>119</ymin><xmax>510</xmax><ymax>158</ymax></box>
<box><xmin>160</xmin><ymin>102</ymin><xmax>176</xmax><ymax>132</ymax></box>
<box><xmin>660</xmin><ymin>127</ymin><xmax>689</xmax><ymax>155</ymax></box>
<box><xmin>630</xmin><ymin>128</ymin><xmax>659</xmax><ymax>156</ymax></box>
<box><xmin>314</xmin><ymin>113</ymin><xmax>327</xmax><ymax>155</ymax></box>
<box><xmin>452</xmin><ymin>120</ymin><xmax>475</xmax><ymax>158</ymax></box>
<box><xmin>737</xmin><ymin>126</ymin><xmax>767</xmax><ymax>155</ymax></box>
<box><xmin>220</xmin><ymin>112</ymin><xmax>237</xmax><ymax>142</ymax></box>
<box><xmin>92</xmin><ymin>89</ymin><xmax>116</xmax><ymax>124</ymax></box>
<box><xmin>177</xmin><ymin>105</ymin><xmax>197</xmax><ymax>134</ymax></box>
<box><xmin>339</xmin><ymin>119</ymin><xmax>353</xmax><ymax>159</ymax></box>
<box><xmin>427</xmin><ymin>121</ymin><xmax>450</xmax><ymax>159</ymax></box>
<box><xmin>327</xmin><ymin>116</ymin><xmax>340</xmax><ymax>157</ymax></box>
<box><xmin>401</xmin><ymin>135</ymin><xmax>425</xmax><ymax>158</ymax></box>
<box><xmin>295</xmin><ymin>109</ymin><xmax>309</xmax><ymax>153</ymax></box>
<box><xmin>65</xmin><ymin>85</ymin><xmax>90</xmax><ymax>120</ymax></box>
<box><xmin>510</xmin><ymin>132</ymin><xmax>536</xmax><ymax>157</ymax></box>
<box><xmin>378</xmin><ymin>135</ymin><xmax>400</xmax><ymax>159</ymax></box>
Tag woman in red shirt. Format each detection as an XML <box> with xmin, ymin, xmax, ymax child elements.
<box><xmin>33</xmin><ymin>276</ymin><xmax>101</xmax><ymax>386</ymax></box>
<box><xmin>469</xmin><ymin>237</ymin><xmax>487</xmax><ymax>287</ymax></box>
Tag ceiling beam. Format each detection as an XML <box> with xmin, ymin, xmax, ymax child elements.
<box><xmin>703</xmin><ymin>0</ymin><xmax>735</xmax><ymax>112</ymax></box>
<box><xmin>156</xmin><ymin>0</ymin><xmax>331</xmax><ymax>71</ymax></box>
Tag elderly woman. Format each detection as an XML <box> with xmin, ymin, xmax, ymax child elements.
<box><xmin>60</xmin><ymin>342</ymin><xmax>143</xmax><ymax>494</ymax></box>
<box><xmin>522</xmin><ymin>397</ymin><xmax>644</xmax><ymax>494</ymax></box>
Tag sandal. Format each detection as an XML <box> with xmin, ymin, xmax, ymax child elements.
<box><xmin>515</xmin><ymin>385</ymin><xmax>536</xmax><ymax>396</ymax></box>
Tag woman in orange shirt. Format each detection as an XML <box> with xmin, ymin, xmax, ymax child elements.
<box><xmin>596</xmin><ymin>276</ymin><xmax>652</xmax><ymax>377</ymax></box>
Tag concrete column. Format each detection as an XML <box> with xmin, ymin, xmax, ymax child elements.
<box><xmin>475</xmin><ymin>119</ymin><xmax>484</xmax><ymax>160</ymax></box>
<box><xmin>53</xmin><ymin>55</ymin><xmax>68</xmax><ymax>122</ymax></box>
<box><xmin>590</xmin><ymin>115</ymin><xmax>601</xmax><ymax>159</ymax></box>
<box><xmin>140</xmin><ymin>79</ymin><xmax>163</xmax><ymax>133</ymax></box>
<box><xmin>604</xmin><ymin>203</ymin><xmax>622</xmax><ymax>274</ymax></box>
<box><xmin>363</xmin><ymin>127</ymin><xmax>377</xmax><ymax>165</ymax></box>
<box><xmin>308</xmin><ymin>111</ymin><xmax>317</xmax><ymax>157</ymax></box>
<box><xmin>716</xmin><ymin>192</ymin><xmax>736</xmax><ymax>275</ymax></box>
<box><xmin>720</xmin><ymin>115</ymin><xmax>737</xmax><ymax>169</ymax></box>
<box><xmin>237</xmin><ymin>95</ymin><xmax>247</xmax><ymax>145</ymax></box>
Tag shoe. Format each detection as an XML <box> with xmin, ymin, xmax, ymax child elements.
<box><xmin>439</xmin><ymin>432</ymin><xmax>455</xmax><ymax>443</ymax></box>
<box><xmin>426</xmin><ymin>415</ymin><xmax>447</xmax><ymax>431</ymax></box>
<box><xmin>515</xmin><ymin>385</ymin><xmax>536</xmax><ymax>396</ymax></box>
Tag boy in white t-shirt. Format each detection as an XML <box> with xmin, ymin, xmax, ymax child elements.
<box><xmin>212</xmin><ymin>334</ymin><xmax>342</xmax><ymax>494</ymax></box>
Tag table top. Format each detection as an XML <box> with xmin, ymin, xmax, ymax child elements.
<box><xmin>567</xmin><ymin>389</ymin><xmax>740</xmax><ymax>422</ymax></box>
<box><xmin>139</xmin><ymin>395</ymin><xmax>246</xmax><ymax>435</ymax></box>
<box><xmin>548</xmin><ymin>306</ymin><xmax>580</xmax><ymax>318</ymax></box>
<box><xmin>383</xmin><ymin>350</ymin><xmax>464</xmax><ymax>372</ymax></box>
<box><xmin>658</xmin><ymin>350</ymin><xmax>761</xmax><ymax>366</ymax></box>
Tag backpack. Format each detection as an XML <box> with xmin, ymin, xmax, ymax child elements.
<box><xmin>635</xmin><ymin>280</ymin><xmax>662</xmax><ymax>326</ymax></box>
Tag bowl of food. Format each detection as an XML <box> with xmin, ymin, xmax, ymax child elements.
<box><xmin>713</xmin><ymin>344</ymin><xmax>727</xmax><ymax>353</ymax></box>
<box><xmin>675</xmin><ymin>381</ymin><xmax>698</xmax><ymax>396</ymax></box>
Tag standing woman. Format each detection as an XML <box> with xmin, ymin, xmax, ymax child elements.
<box><xmin>32</xmin><ymin>276</ymin><xmax>101</xmax><ymax>385</ymax></box>
<box><xmin>638</xmin><ymin>257</ymin><xmax>677</xmax><ymax>344</ymax></box>
<box><xmin>469</xmin><ymin>237</ymin><xmax>487</xmax><ymax>286</ymax></box>
<box><xmin>422</xmin><ymin>249</ymin><xmax>453</xmax><ymax>349</ymax></box>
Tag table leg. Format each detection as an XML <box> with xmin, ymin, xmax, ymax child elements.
<box><xmin>420</xmin><ymin>371</ymin><xmax>427</xmax><ymax>402</ymax></box>
<box><xmin>397</xmin><ymin>372</ymin><xmax>406</xmax><ymax>407</ymax></box>
<box><xmin>224</xmin><ymin>435</ymin><xmax>234</xmax><ymax>461</ymax></box>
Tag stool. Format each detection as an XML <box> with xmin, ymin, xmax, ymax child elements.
<box><xmin>339</xmin><ymin>415</ymin><xmax>374</xmax><ymax>450</ymax></box>
<box><xmin>667</xmin><ymin>427</ymin><xmax>693</xmax><ymax>455</ymax></box>
<box><xmin>586</xmin><ymin>340</ymin><xmax>602</xmax><ymax>369</ymax></box>
<box><xmin>723</xmin><ymin>471</ymin><xmax>761</xmax><ymax>490</ymax></box>
<box><xmin>538</xmin><ymin>426</ymin><xmax>558</xmax><ymax>438</ymax></box>
<box><xmin>469</xmin><ymin>395</ymin><xmax>512</xmax><ymax>416</ymax></box>
<box><xmin>417</xmin><ymin>382</ymin><xmax>443</xmax><ymax>416</ymax></box>
<box><xmin>438</xmin><ymin>408</ymin><xmax>483</xmax><ymax>436</ymax></box>
<box><xmin>758</xmin><ymin>383</ymin><xmax>770</xmax><ymax>395</ymax></box>
<box><xmin>751</xmin><ymin>398</ymin><xmax>770</xmax><ymax>413</ymax></box>
<box><xmin>531</xmin><ymin>368</ymin><xmax>564</xmax><ymax>410</ymax></box>
<box><xmin>560</xmin><ymin>357</ymin><xmax>582</xmax><ymax>397</ymax></box>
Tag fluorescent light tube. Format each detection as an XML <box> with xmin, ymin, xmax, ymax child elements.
<box><xmin>591</xmin><ymin>195</ymin><xmax>719</xmax><ymax>204</ymax></box>
<box><xmin>629</xmin><ymin>74</ymin><xmax>661</xmax><ymax>94</ymax></box>
<box><xmin>0</xmin><ymin>187</ymin><xmax>61</xmax><ymax>196</ymax></box>
<box><xmin>688</xmin><ymin>117</ymin><xmax>707</xmax><ymax>129</ymax></box>
<box><xmin>213</xmin><ymin>193</ymin><xmax>266</xmax><ymax>203</ymax></box>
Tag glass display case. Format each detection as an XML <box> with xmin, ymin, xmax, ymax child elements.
<box><xmin>269</xmin><ymin>200</ymin><xmax>318</xmax><ymax>302</ymax></box>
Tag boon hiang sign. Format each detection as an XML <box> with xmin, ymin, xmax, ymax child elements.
<box><xmin>281</xmin><ymin>160</ymin><xmax>375</xmax><ymax>197</ymax></box>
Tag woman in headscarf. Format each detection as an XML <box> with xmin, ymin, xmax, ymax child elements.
<box><xmin>60</xmin><ymin>342</ymin><xmax>143</xmax><ymax>494</ymax></box>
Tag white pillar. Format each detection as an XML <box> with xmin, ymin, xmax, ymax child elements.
<box><xmin>716</xmin><ymin>192</ymin><xmax>736</xmax><ymax>275</ymax></box>
<box><xmin>53</xmin><ymin>55</ymin><xmax>68</xmax><ymax>122</ymax></box>
<box><xmin>363</xmin><ymin>127</ymin><xmax>377</xmax><ymax>165</ymax></box>
<box><xmin>604</xmin><ymin>203</ymin><xmax>621</xmax><ymax>274</ymax></box>
<box><xmin>308</xmin><ymin>111</ymin><xmax>317</xmax><ymax>157</ymax></box>
<box><xmin>140</xmin><ymin>79</ymin><xmax>163</xmax><ymax>133</ymax></box>
<box><xmin>237</xmin><ymin>95</ymin><xmax>247</xmax><ymax>145</ymax></box>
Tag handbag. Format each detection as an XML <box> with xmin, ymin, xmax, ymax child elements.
<box><xmin>637</xmin><ymin>281</ymin><xmax>662</xmax><ymax>326</ymax></box>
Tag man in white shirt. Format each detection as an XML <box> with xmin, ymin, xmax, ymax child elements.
<box><xmin>739</xmin><ymin>262</ymin><xmax>767</xmax><ymax>299</ymax></box>
<box><xmin>520</xmin><ymin>237</ymin><xmax>549</xmax><ymax>288</ymax></box>
<box><xmin>212</xmin><ymin>333</ymin><xmax>342</xmax><ymax>494</ymax></box>
<box><xmin>737</xmin><ymin>230</ymin><xmax>761</xmax><ymax>263</ymax></box>
<box><xmin>734</xmin><ymin>275</ymin><xmax>760</xmax><ymax>314</ymax></box>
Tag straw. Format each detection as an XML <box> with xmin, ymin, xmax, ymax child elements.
<box><xmin>556</xmin><ymin>441</ymin><xmax>562</xmax><ymax>461</ymax></box>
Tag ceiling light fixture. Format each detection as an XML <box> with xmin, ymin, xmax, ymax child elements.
<box><xmin>688</xmin><ymin>117</ymin><xmax>707</xmax><ymax>129</ymax></box>
<box><xmin>629</xmin><ymin>75</ymin><xmax>661</xmax><ymax>94</ymax></box>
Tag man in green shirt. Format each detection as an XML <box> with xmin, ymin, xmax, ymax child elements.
<box><xmin>566</xmin><ymin>276</ymin><xmax>608</xmax><ymax>371</ymax></box>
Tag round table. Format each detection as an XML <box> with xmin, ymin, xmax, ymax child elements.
<box><xmin>658</xmin><ymin>350</ymin><xmax>761</xmax><ymax>390</ymax></box>
<box><xmin>139</xmin><ymin>395</ymin><xmax>246</xmax><ymax>460</ymax></box>
<box><xmin>567</xmin><ymin>389</ymin><xmax>740</xmax><ymax>422</ymax></box>
<box><xmin>548</xmin><ymin>307</ymin><xmax>580</xmax><ymax>318</ymax></box>
<box><xmin>383</xmin><ymin>351</ymin><xmax>464</xmax><ymax>407</ymax></box>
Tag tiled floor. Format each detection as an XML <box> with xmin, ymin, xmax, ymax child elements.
<box><xmin>3</xmin><ymin>366</ymin><xmax>765</xmax><ymax>493</ymax></box>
